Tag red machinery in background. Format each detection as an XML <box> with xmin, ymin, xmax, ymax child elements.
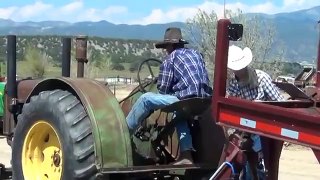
<box><xmin>210</xmin><ymin>19</ymin><xmax>320</xmax><ymax>179</ymax></box>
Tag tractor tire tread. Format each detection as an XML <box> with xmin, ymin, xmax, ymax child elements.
<box><xmin>72</xmin><ymin>111</ymin><xmax>87</xmax><ymax>127</ymax></box>
<box><xmin>12</xmin><ymin>89</ymin><xmax>97</xmax><ymax>180</ymax></box>
<box><xmin>74</xmin><ymin>127</ymin><xmax>92</xmax><ymax>143</ymax></box>
<box><xmin>74</xmin><ymin>164</ymin><xmax>97</xmax><ymax>179</ymax></box>
<box><xmin>75</xmin><ymin>144</ymin><xmax>94</xmax><ymax>162</ymax></box>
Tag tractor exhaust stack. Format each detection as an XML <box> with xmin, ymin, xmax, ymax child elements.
<box><xmin>75</xmin><ymin>35</ymin><xmax>88</xmax><ymax>78</ymax></box>
<box><xmin>62</xmin><ymin>37</ymin><xmax>71</xmax><ymax>77</ymax></box>
<box><xmin>6</xmin><ymin>35</ymin><xmax>17</xmax><ymax>113</ymax></box>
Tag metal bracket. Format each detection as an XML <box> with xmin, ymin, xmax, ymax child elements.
<box><xmin>0</xmin><ymin>163</ymin><xmax>12</xmax><ymax>180</ymax></box>
<box><xmin>134</xmin><ymin>126</ymin><xmax>151</xmax><ymax>141</ymax></box>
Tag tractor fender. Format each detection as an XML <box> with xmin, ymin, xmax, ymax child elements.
<box><xmin>25</xmin><ymin>77</ymin><xmax>133</xmax><ymax>169</ymax></box>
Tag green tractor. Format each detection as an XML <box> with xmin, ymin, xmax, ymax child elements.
<box><xmin>0</xmin><ymin>23</ymin><xmax>241</xmax><ymax>179</ymax></box>
<box><xmin>0</xmin><ymin>80</ymin><xmax>5</xmax><ymax>131</ymax></box>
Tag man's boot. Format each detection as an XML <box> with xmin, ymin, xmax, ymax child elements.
<box><xmin>172</xmin><ymin>150</ymin><xmax>193</xmax><ymax>165</ymax></box>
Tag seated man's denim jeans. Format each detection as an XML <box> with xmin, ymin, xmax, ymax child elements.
<box><xmin>126</xmin><ymin>92</ymin><xmax>194</xmax><ymax>152</ymax></box>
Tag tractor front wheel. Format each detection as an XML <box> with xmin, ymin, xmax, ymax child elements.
<box><xmin>12</xmin><ymin>89</ymin><xmax>97</xmax><ymax>180</ymax></box>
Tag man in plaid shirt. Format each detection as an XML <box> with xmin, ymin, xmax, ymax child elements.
<box><xmin>126</xmin><ymin>27</ymin><xmax>212</xmax><ymax>165</ymax></box>
<box><xmin>226</xmin><ymin>45</ymin><xmax>284</xmax><ymax>179</ymax></box>
<box><xmin>228</xmin><ymin>70</ymin><xmax>284</xmax><ymax>101</ymax></box>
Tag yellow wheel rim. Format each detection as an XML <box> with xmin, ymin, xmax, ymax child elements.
<box><xmin>22</xmin><ymin>121</ymin><xmax>63</xmax><ymax>180</ymax></box>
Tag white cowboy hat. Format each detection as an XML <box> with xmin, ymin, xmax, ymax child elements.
<box><xmin>227</xmin><ymin>45</ymin><xmax>253</xmax><ymax>71</ymax></box>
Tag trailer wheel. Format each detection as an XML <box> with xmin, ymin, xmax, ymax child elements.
<box><xmin>11</xmin><ymin>89</ymin><xmax>97</xmax><ymax>180</ymax></box>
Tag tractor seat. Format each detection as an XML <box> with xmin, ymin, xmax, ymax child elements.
<box><xmin>134</xmin><ymin>97</ymin><xmax>212</xmax><ymax>142</ymax></box>
<box><xmin>161</xmin><ymin>96</ymin><xmax>212</xmax><ymax>117</ymax></box>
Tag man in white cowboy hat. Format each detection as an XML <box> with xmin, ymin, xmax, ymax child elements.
<box><xmin>227</xmin><ymin>45</ymin><xmax>283</xmax><ymax>101</ymax></box>
<box><xmin>226</xmin><ymin>45</ymin><xmax>284</xmax><ymax>179</ymax></box>
<box><xmin>126</xmin><ymin>27</ymin><xmax>212</xmax><ymax>165</ymax></box>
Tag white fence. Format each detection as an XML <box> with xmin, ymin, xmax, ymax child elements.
<box><xmin>95</xmin><ymin>76</ymin><xmax>134</xmax><ymax>85</ymax></box>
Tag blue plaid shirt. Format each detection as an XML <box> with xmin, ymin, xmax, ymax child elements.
<box><xmin>157</xmin><ymin>48</ymin><xmax>212</xmax><ymax>99</ymax></box>
<box><xmin>227</xmin><ymin>69</ymin><xmax>284</xmax><ymax>101</ymax></box>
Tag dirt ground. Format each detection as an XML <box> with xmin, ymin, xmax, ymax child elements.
<box><xmin>0</xmin><ymin>86</ymin><xmax>319</xmax><ymax>179</ymax></box>
<box><xmin>1</xmin><ymin>138</ymin><xmax>319</xmax><ymax>179</ymax></box>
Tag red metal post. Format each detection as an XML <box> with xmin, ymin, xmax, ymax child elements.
<box><xmin>212</xmin><ymin>19</ymin><xmax>230</xmax><ymax>121</ymax></box>
<box><xmin>209</xmin><ymin>20</ymin><xmax>250</xmax><ymax>179</ymax></box>
<box><xmin>316</xmin><ymin>20</ymin><xmax>320</xmax><ymax>87</ymax></box>
<box><xmin>312</xmin><ymin>148</ymin><xmax>320</xmax><ymax>163</ymax></box>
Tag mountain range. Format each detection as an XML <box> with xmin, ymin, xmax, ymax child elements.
<box><xmin>1</xmin><ymin>6</ymin><xmax>320</xmax><ymax>62</ymax></box>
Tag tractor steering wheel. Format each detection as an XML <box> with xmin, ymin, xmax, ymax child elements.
<box><xmin>137</xmin><ymin>58</ymin><xmax>162</xmax><ymax>93</ymax></box>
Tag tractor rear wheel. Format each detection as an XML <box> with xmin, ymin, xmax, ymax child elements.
<box><xmin>11</xmin><ymin>89</ymin><xmax>97</xmax><ymax>180</ymax></box>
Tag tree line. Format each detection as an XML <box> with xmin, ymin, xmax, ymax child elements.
<box><xmin>0</xmin><ymin>35</ymin><xmax>165</xmax><ymax>73</ymax></box>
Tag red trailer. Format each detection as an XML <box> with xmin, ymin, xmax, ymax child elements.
<box><xmin>209</xmin><ymin>18</ymin><xmax>320</xmax><ymax>179</ymax></box>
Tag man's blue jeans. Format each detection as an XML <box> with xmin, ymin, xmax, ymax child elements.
<box><xmin>126</xmin><ymin>92</ymin><xmax>194</xmax><ymax>152</ymax></box>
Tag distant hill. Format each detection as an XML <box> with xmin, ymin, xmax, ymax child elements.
<box><xmin>0</xmin><ymin>6</ymin><xmax>320</xmax><ymax>62</ymax></box>
<box><xmin>249</xmin><ymin>6</ymin><xmax>320</xmax><ymax>62</ymax></box>
<box><xmin>0</xmin><ymin>19</ymin><xmax>185</xmax><ymax>40</ymax></box>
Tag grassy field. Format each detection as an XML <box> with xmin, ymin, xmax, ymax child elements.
<box><xmin>0</xmin><ymin>61</ymin><xmax>160</xmax><ymax>80</ymax></box>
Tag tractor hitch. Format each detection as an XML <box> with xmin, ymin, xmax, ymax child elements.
<box><xmin>209</xmin><ymin>131</ymin><xmax>254</xmax><ymax>179</ymax></box>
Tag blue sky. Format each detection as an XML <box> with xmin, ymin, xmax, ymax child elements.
<box><xmin>0</xmin><ymin>0</ymin><xmax>319</xmax><ymax>24</ymax></box>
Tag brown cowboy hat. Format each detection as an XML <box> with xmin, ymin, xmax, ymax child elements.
<box><xmin>155</xmin><ymin>27</ymin><xmax>189</xmax><ymax>49</ymax></box>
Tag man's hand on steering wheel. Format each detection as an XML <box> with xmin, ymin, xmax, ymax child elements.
<box><xmin>137</xmin><ymin>58</ymin><xmax>162</xmax><ymax>93</ymax></box>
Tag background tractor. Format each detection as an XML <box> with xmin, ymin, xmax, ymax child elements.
<box><xmin>1</xmin><ymin>18</ymin><xmax>320</xmax><ymax>180</ymax></box>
